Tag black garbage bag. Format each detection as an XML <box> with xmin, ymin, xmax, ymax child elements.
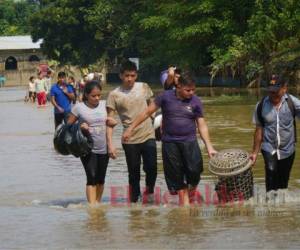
<box><xmin>53</xmin><ymin>124</ymin><xmax>70</xmax><ymax>155</ymax></box>
<box><xmin>65</xmin><ymin>122</ymin><xmax>93</xmax><ymax>158</ymax></box>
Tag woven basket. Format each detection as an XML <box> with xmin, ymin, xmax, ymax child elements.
<box><xmin>209</xmin><ymin>149</ymin><xmax>254</xmax><ymax>202</ymax></box>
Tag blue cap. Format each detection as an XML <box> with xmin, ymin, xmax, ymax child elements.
<box><xmin>267</xmin><ymin>75</ymin><xmax>287</xmax><ymax>92</ymax></box>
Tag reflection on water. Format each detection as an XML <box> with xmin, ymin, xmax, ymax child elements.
<box><xmin>86</xmin><ymin>207</ymin><xmax>109</xmax><ymax>233</ymax></box>
<box><xmin>0</xmin><ymin>86</ymin><xmax>300</xmax><ymax>249</ymax></box>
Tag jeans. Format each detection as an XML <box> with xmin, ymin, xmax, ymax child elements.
<box><xmin>54</xmin><ymin>112</ymin><xmax>70</xmax><ymax>129</ymax></box>
<box><xmin>122</xmin><ymin>139</ymin><xmax>157</xmax><ymax>202</ymax></box>
<box><xmin>261</xmin><ymin>150</ymin><xmax>295</xmax><ymax>192</ymax></box>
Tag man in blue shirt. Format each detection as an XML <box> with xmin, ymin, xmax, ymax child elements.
<box><xmin>250</xmin><ymin>75</ymin><xmax>300</xmax><ymax>192</ymax></box>
<box><xmin>50</xmin><ymin>71</ymin><xmax>75</xmax><ymax>128</ymax></box>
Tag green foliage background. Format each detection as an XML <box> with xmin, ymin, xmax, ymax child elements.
<box><xmin>0</xmin><ymin>0</ymin><xmax>39</xmax><ymax>35</ymax></box>
<box><xmin>1</xmin><ymin>0</ymin><xmax>300</xmax><ymax>85</ymax></box>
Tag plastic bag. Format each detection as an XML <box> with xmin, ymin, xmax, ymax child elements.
<box><xmin>53</xmin><ymin>122</ymin><xmax>93</xmax><ymax>157</ymax></box>
<box><xmin>66</xmin><ymin>122</ymin><xmax>93</xmax><ymax>158</ymax></box>
<box><xmin>53</xmin><ymin>124</ymin><xmax>70</xmax><ymax>155</ymax></box>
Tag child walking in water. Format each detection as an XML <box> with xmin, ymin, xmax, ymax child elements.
<box><xmin>35</xmin><ymin>72</ymin><xmax>47</xmax><ymax>107</ymax></box>
<box><xmin>28</xmin><ymin>76</ymin><xmax>36</xmax><ymax>103</ymax></box>
<box><xmin>67</xmin><ymin>81</ymin><xmax>117</xmax><ymax>205</ymax></box>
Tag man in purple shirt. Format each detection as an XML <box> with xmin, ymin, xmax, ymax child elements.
<box><xmin>123</xmin><ymin>72</ymin><xmax>217</xmax><ymax>206</ymax></box>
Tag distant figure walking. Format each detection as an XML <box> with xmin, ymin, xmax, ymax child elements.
<box><xmin>28</xmin><ymin>76</ymin><xmax>36</xmax><ymax>103</ymax></box>
<box><xmin>50</xmin><ymin>71</ymin><xmax>75</xmax><ymax>128</ymax></box>
<box><xmin>67</xmin><ymin>76</ymin><xmax>77</xmax><ymax>104</ymax></box>
<box><xmin>44</xmin><ymin>70</ymin><xmax>53</xmax><ymax>102</ymax></box>
<box><xmin>35</xmin><ymin>72</ymin><xmax>47</xmax><ymax>107</ymax></box>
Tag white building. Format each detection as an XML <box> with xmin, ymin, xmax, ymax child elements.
<box><xmin>0</xmin><ymin>36</ymin><xmax>47</xmax><ymax>86</ymax></box>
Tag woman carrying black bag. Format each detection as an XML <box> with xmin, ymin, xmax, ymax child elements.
<box><xmin>67</xmin><ymin>80</ymin><xmax>117</xmax><ymax>205</ymax></box>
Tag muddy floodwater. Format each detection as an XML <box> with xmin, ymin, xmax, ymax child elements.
<box><xmin>0</xmin><ymin>86</ymin><xmax>300</xmax><ymax>249</ymax></box>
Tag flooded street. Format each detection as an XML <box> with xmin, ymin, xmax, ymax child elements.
<box><xmin>0</xmin><ymin>86</ymin><xmax>300</xmax><ymax>249</ymax></box>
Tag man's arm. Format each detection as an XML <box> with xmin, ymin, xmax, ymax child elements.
<box><xmin>106</xmin><ymin>107</ymin><xmax>117</xmax><ymax>159</ymax></box>
<box><xmin>51</xmin><ymin>96</ymin><xmax>64</xmax><ymax>113</ymax></box>
<box><xmin>196</xmin><ymin>117</ymin><xmax>217</xmax><ymax>158</ymax></box>
<box><xmin>250</xmin><ymin>126</ymin><xmax>263</xmax><ymax>164</ymax></box>
<box><xmin>122</xmin><ymin>101</ymin><xmax>159</xmax><ymax>142</ymax></box>
<box><xmin>63</xmin><ymin>87</ymin><xmax>75</xmax><ymax>101</ymax></box>
<box><xmin>67</xmin><ymin>113</ymin><xmax>77</xmax><ymax>124</ymax></box>
<box><xmin>164</xmin><ymin>67</ymin><xmax>176</xmax><ymax>87</ymax></box>
<box><xmin>290</xmin><ymin>95</ymin><xmax>300</xmax><ymax>118</ymax></box>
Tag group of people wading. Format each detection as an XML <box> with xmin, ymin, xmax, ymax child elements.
<box><xmin>49</xmin><ymin>61</ymin><xmax>300</xmax><ymax>206</ymax></box>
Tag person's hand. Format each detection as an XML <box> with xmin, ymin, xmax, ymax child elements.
<box><xmin>168</xmin><ymin>66</ymin><xmax>176</xmax><ymax>76</ymax></box>
<box><xmin>62</xmin><ymin>86</ymin><xmax>68</xmax><ymax>94</ymax></box>
<box><xmin>249</xmin><ymin>153</ymin><xmax>258</xmax><ymax>165</ymax></box>
<box><xmin>106</xmin><ymin>117</ymin><xmax>118</xmax><ymax>127</ymax></box>
<box><xmin>207</xmin><ymin>146</ymin><xmax>217</xmax><ymax>159</ymax></box>
<box><xmin>108</xmin><ymin>144</ymin><xmax>117</xmax><ymax>159</ymax></box>
<box><xmin>57</xmin><ymin>106</ymin><xmax>64</xmax><ymax>113</ymax></box>
<box><xmin>122</xmin><ymin>128</ymin><xmax>133</xmax><ymax>143</ymax></box>
<box><xmin>80</xmin><ymin>122</ymin><xmax>89</xmax><ymax>131</ymax></box>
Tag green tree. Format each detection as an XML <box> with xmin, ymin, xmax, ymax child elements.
<box><xmin>136</xmin><ymin>0</ymin><xmax>255</xmax><ymax>72</ymax></box>
<box><xmin>0</xmin><ymin>0</ymin><xmax>39</xmax><ymax>35</ymax></box>
<box><xmin>28</xmin><ymin>0</ymin><xmax>300</xmax><ymax>83</ymax></box>
<box><xmin>212</xmin><ymin>0</ymin><xmax>300</xmax><ymax>86</ymax></box>
<box><xmin>30</xmin><ymin>0</ymin><xmax>141</xmax><ymax>66</ymax></box>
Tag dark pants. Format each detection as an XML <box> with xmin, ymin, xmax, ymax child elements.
<box><xmin>80</xmin><ymin>153</ymin><xmax>109</xmax><ymax>185</ymax></box>
<box><xmin>162</xmin><ymin>140</ymin><xmax>203</xmax><ymax>192</ymax></box>
<box><xmin>122</xmin><ymin>139</ymin><xmax>157</xmax><ymax>202</ymax></box>
<box><xmin>54</xmin><ymin>112</ymin><xmax>70</xmax><ymax>129</ymax></box>
<box><xmin>262</xmin><ymin>150</ymin><xmax>295</xmax><ymax>192</ymax></box>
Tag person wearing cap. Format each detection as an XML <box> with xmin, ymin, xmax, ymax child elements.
<box><xmin>250</xmin><ymin>75</ymin><xmax>300</xmax><ymax>192</ymax></box>
<box><xmin>160</xmin><ymin>66</ymin><xmax>182</xmax><ymax>90</ymax></box>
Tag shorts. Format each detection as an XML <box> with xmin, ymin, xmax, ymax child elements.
<box><xmin>29</xmin><ymin>91</ymin><xmax>36</xmax><ymax>99</ymax></box>
<box><xmin>162</xmin><ymin>140</ymin><xmax>203</xmax><ymax>192</ymax></box>
<box><xmin>80</xmin><ymin>152</ymin><xmax>109</xmax><ymax>186</ymax></box>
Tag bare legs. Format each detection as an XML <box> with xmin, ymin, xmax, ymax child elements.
<box><xmin>178</xmin><ymin>186</ymin><xmax>198</xmax><ymax>206</ymax></box>
<box><xmin>86</xmin><ymin>184</ymin><xmax>104</xmax><ymax>205</ymax></box>
<box><xmin>178</xmin><ymin>188</ymin><xmax>190</xmax><ymax>206</ymax></box>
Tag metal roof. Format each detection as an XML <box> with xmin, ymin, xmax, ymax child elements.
<box><xmin>0</xmin><ymin>36</ymin><xmax>42</xmax><ymax>50</ymax></box>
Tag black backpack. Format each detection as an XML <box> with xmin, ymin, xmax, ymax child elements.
<box><xmin>256</xmin><ymin>94</ymin><xmax>297</xmax><ymax>142</ymax></box>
